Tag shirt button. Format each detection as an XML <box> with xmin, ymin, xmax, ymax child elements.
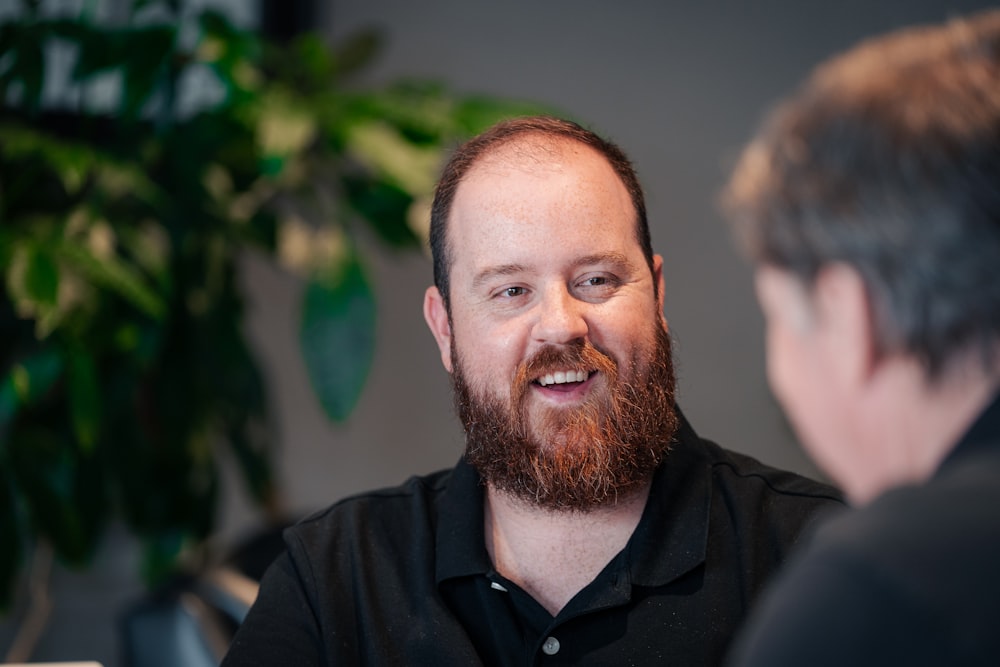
<box><xmin>542</xmin><ymin>636</ymin><xmax>561</xmax><ymax>655</ymax></box>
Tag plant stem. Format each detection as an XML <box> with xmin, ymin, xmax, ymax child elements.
<box><xmin>4</xmin><ymin>540</ymin><xmax>53</xmax><ymax>663</ymax></box>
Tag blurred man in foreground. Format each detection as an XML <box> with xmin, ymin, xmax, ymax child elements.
<box><xmin>723</xmin><ymin>9</ymin><xmax>1000</xmax><ymax>666</ymax></box>
<box><xmin>223</xmin><ymin>116</ymin><xmax>841</xmax><ymax>665</ymax></box>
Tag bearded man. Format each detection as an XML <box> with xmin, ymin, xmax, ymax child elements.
<box><xmin>222</xmin><ymin>116</ymin><xmax>842</xmax><ymax>666</ymax></box>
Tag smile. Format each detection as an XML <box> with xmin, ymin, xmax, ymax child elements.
<box><xmin>535</xmin><ymin>370</ymin><xmax>591</xmax><ymax>387</ymax></box>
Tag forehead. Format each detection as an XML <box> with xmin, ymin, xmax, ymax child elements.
<box><xmin>462</xmin><ymin>135</ymin><xmax>625</xmax><ymax>198</ymax></box>
<box><xmin>447</xmin><ymin>138</ymin><xmax>638</xmax><ymax>260</ymax></box>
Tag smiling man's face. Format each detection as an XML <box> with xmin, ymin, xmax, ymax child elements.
<box><xmin>423</xmin><ymin>136</ymin><xmax>679</xmax><ymax>510</ymax></box>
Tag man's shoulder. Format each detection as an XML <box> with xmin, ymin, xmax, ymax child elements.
<box><xmin>658</xmin><ymin>416</ymin><xmax>844</xmax><ymax>559</ymax></box>
<box><xmin>673</xmin><ymin>431</ymin><xmax>845</xmax><ymax>545</ymax></box>
<box><xmin>700</xmin><ymin>438</ymin><xmax>842</xmax><ymax>503</ymax></box>
<box><xmin>696</xmin><ymin>440</ymin><xmax>845</xmax><ymax>566</ymax></box>
<box><xmin>669</xmin><ymin>409</ymin><xmax>842</xmax><ymax>507</ymax></box>
<box><xmin>286</xmin><ymin>466</ymin><xmax>458</xmax><ymax>548</ymax></box>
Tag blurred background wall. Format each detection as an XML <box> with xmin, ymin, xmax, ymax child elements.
<box><xmin>4</xmin><ymin>1</ymin><xmax>996</xmax><ymax>664</ymax></box>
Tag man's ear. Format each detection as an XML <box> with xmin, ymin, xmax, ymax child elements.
<box><xmin>652</xmin><ymin>254</ymin><xmax>668</xmax><ymax>331</ymax></box>
<box><xmin>814</xmin><ymin>263</ymin><xmax>878</xmax><ymax>387</ymax></box>
<box><xmin>423</xmin><ymin>286</ymin><xmax>454</xmax><ymax>373</ymax></box>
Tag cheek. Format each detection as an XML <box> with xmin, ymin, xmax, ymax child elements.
<box><xmin>766</xmin><ymin>324</ymin><xmax>851</xmax><ymax>480</ymax></box>
<box><xmin>452</xmin><ymin>317</ymin><xmax>526</xmax><ymax>381</ymax></box>
<box><xmin>594</xmin><ymin>301</ymin><xmax>661</xmax><ymax>356</ymax></box>
<box><xmin>765</xmin><ymin>324</ymin><xmax>822</xmax><ymax>439</ymax></box>
<box><xmin>764</xmin><ymin>324</ymin><xmax>798</xmax><ymax>405</ymax></box>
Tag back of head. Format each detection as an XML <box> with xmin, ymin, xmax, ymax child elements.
<box><xmin>724</xmin><ymin>9</ymin><xmax>1000</xmax><ymax>379</ymax></box>
<box><xmin>430</xmin><ymin>116</ymin><xmax>653</xmax><ymax>311</ymax></box>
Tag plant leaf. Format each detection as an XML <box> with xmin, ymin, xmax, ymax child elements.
<box><xmin>8</xmin><ymin>28</ymin><xmax>45</xmax><ymax>112</ymax></box>
<box><xmin>0</xmin><ymin>347</ymin><xmax>64</xmax><ymax>440</ymax></box>
<box><xmin>288</xmin><ymin>33</ymin><xmax>336</xmax><ymax>88</ymax></box>
<box><xmin>298</xmin><ymin>255</ymin><xmax>376</xmax><ymax>422</ymax></box>
<box><xmin>120</xmin><ymin>26</ymin><xmax>176</xmax><ymax>119</ymax></box>
<box><xmin>343</xmin><ymin>120</ymin><xmax>441</xmax><ymax>196</ymax></box>
<box><xmin>8</xmin><ymin>240</ymin><xmax>59</xmax><ymax>309</ymax></box>
<box><xmin>66</xmin><ymin>348</ymin><xmax>101</xmax><ymax>454</ymax></box>
<box><xmin>255</xmin><ymin>88</ymin><xmax>317</xmax><ymax>169</ymax></box>
<box><xmin>331</xmin><ymin>28</ymin><xmax>382</xmax><ymax>79</ymax></box>
<box><xmin>71</xmin><ymin>26</ymin><xmax>125</xmax><ymax>80</ymax></box>
<box><xmin>58</xmin><ymin>241</ymin><xmax>166</xmax><ymax>320</ymax></box>
<box><xmin>0</xmin><ymin>121</ymin><xmax>159</xmax><ymax>200</ymax></box>
<box><xmin>342</xmin><ymin>176</ymin><xmax>419</xmax><ymax>249</ymax></box>
<box><xmin>8</xmin><ymin>427</ymin><xmax>106</xmax><ymax>565</ymax></box>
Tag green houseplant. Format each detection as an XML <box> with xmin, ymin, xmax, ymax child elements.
<box><xmin>0</xmin><ymin>0</ymin><xmax>540</xmax><ymax>611</ymax></box>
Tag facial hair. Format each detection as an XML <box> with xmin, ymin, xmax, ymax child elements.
<box><xmin>451</xmin><ymin>324</ymin><xmax>679</xmax><ymax>512</ymax></box>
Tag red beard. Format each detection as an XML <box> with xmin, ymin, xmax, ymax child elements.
<box><xmin>452</xmin><ymin>324</ymin><xmax>679</xmax><ymax>511</ymax></box>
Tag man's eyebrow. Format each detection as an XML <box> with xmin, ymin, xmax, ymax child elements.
<box><xmin>472</xmin><ymin>263</ymin><xmax>530</xmax><ymax>290</ymax></box>
<box><xmin>471</xmin><ymin>253</ymin><xmax>637</xmax><ymax>290</ymax></box>
<box><xmin>573</xmin><ymin>252</ymin><xmax>634</xmax><ymax>272</ymax></box>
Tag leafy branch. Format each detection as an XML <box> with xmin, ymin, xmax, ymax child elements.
<box><xmin>0</xmin><ymin>0</ymin><xmax>543</xmax><ymax>605</ymax></box>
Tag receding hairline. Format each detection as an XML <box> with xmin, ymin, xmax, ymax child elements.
<box><xmin>445</xmin><ymin>134</ymin><xmax>643</xmax><ymax>258</ymax></box>
<box><xmin>430</xmin><ymin>115</ymin><xmax>658</xmax><ymax>308</ymax></box>
<box><xmin>457</xmin><ymin>131</ymin><xmax>623</xmax><ymax>181</ymax></box>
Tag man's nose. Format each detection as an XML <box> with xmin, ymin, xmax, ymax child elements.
<box><xmin>532</xmin><ymin>285</ymin><xmax>588</xmax><ymax>344</ymax></box>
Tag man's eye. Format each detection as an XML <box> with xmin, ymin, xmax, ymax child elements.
<box><xmin>501</xmin><ymin>286</ymin><xmax>526</xmax><ymax>298</ymax></box>
<box><xmin>581</xmin><ymin>275</ymin><xmax>618</xmax><ymax>288</ymax></box>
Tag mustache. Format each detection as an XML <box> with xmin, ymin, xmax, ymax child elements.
<box><xmin>511</xmin><ymin>341</ymin><xmax>619</xmax><ymax>405</ymax></box>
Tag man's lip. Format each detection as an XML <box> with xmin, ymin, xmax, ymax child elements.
<box><xmin>531</xmin><ymin>371</ymin><xmax>598</xmax><ymax>398</ymax></box>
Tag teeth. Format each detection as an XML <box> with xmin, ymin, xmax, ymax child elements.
<box><xmin>538</xmin><ymin>370</ymin><xmax>590</xmax><ymax>386</ymax></box>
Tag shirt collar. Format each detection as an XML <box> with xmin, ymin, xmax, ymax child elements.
<box><xmin>436</xmin><ymin>457</ymin><xmax>491</xmax><ymax>584</ymax></box>
<box><xmin>625</xmin><ymin>409</ymin><xmax>712</xmax><ymax>586</ymax></box>
<box><xmin>434</xmin><ymin>406</ymin><xmax>713</xmax><ymax>589</ymax></box>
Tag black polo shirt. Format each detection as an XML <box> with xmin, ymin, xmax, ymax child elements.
<box><xmin>223</xmin><ymin>413</ymin><xmax>842</xmax><ymax>666</ymax></box>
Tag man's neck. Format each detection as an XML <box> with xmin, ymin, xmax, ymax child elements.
<box><xmin>483</xmin><ymin>480</ymin><xmax>652</xmax><ymax>616</ymax></box>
